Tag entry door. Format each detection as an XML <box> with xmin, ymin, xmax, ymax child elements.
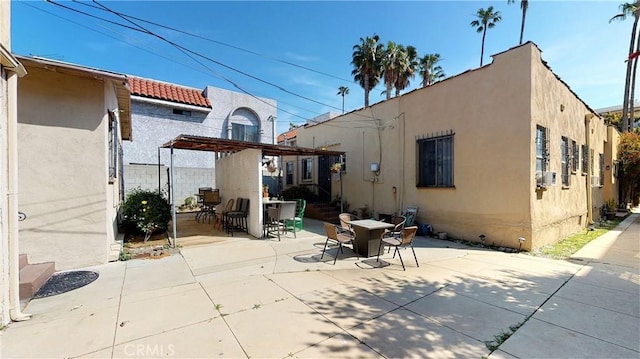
<box><xmin>318</xmin><ymin>156</ymin><xmax>332</xmax><ymax>202</ymax></box>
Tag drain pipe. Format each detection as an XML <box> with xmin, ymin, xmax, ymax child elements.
<box><xmin>7</xmin><ymin>72</ymin><xmax>30</xmax><ymax>321</ymax></box>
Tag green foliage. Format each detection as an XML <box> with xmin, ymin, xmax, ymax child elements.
<box><xmin>281</xmin><ymin>185</ymin><xmax>319</xmax><ymax>202</ymax></box>
<box><xmin>618</xmin><ymin>132</ymin><xmax>640</xmax><ymax>204</ymax></box>
<box><xmin>119</xmin><ymin>251</ymin><xmax>131</xmax><ymax>261</ymax></box>
<box><xmin>121</xmin><ymin>189</ymin><xmax>172</xmax><ymax>236</ymax></box>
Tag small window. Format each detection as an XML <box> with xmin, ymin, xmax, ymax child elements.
<box><xmin>581</xmin><ymin>144</ymin><xmax>588</xmax><ymax>175</ymax></box>
<box><xmin>561</xmin><ymin>136</ymin><xmax>570</xmax><ymax>186</ymax></box>
<box><xmin>599</xmin><ymin>153</ymin><xmax>604</xmax><ymax>187</ymax></box>
<box><xmin>286</xmin><ymin>162</ymin><xmax>294</xmax><ymax>185</ymax></box>
<box><xmin>173</xmin><ymin>109</ymin><xmax>191</xmax><ymax>116</ymax></box>
<box><xmin>571</xmin><ymin>140</ymin><xmax>578</xmax><ymax>173</ymax></box>
<box><xmin>232</xmin><ymin>123</ymin><xmax>259</xmax><ymax>142</ymax></box>
<box><xmin>417</xmin><ymin>132</ymin><xmax>454</xmax><ymax>187</ymax></box>
<box><xmin>535</xmin><ymin>126</ymin><xmax>549</xmax><ymax>187</ymax></box>
<box><xmin>108</xmin><ymin>111</ymin><xmax>118</xmax><ymax>182</ymax></box>
<box><xmin>302</xmin><ymin>158</ymin><xmax>313</xmax><ymax>181</ymax></box>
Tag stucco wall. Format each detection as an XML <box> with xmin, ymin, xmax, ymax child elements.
<box><xmin>294</xmin><ymin>43</ymin><xmax>619</xmax><ymax>250</ymax></box>
<box><xmin>17</xmin><ymin>66</ymin><xmax>109</xmax><ymax>269</ymax></box>
<box><xmin>215</xmin><ymin>149</ymin><xmax>263</xmax><ymax>238</ymax></box>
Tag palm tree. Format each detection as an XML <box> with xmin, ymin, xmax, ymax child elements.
<box><xmin>382</xmin><ymin>41</ymin><xmax>403</xmax><ymax>100</ymax></box>
<box><xmin>419</xmin><ymin>53</ymin><xmax>446</xmax><ymax>87</ymax></box>
<box><xmin>508</xmin><ymin>0</ymin><xmax>529</xmax><ymax>44</ymax></box>
<box><xmin>337</xmin><ymin>86</ymin><xmax>350</xmax><ymax>114</ymax></box>
<box><xmin>394</xmin><ymin>45</ymin><xmax>418</xmax><ymax>96</ymax></box>
<box><xmin>611</xmin><ymin>2</ymin><xmax>640</xmax><ymax>132</ymax></box>
<box><xmin>351</xmin><ymin>34</ymin><xmax>384</xmax><ymax>107</ymax></box>
<box><xmin>470</xmin><ymin>6</ymin><xmax>502</xmax><ymax>66</ymax></box>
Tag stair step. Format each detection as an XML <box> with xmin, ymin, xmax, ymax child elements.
<box><xmin>19</xmin><ymin>254</ymin><xmax>28</xmax><ymax>270</ymax></box>
<box><xmin>19</xmin><ymin>262</ymin><xmax>55</xmax><ymax>300</ymax></box>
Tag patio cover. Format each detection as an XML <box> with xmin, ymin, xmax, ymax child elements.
<box><xmin>160</xmin><ymin>134</ymin><xmax>345</xmax><ymax>157</ymax></box>
<box><xmin>160</xmin><ymin>134</ymin><xmax>345</xmax><ymax>244</ymax></box>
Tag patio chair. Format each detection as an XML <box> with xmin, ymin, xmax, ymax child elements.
<box><xmin>266</xmin><ymin>201</ymin><xmax>297</xmax><ymax>241</ymax></box>
<box><xmin>321</xmin><ymin>222</ymin><xmax>359</xmax><ymax>265</ymax></box>
<box><xmin>226</xmin><ymin>198</ymin><xmax>249</xmax><ymax>235</ymax></box>
<box><xmin>284</xmin><ymin>199</ymin><xmax>306</xmax><ymax>232</ymax></box>
<box><xmin>214</xmin><ymin>198</ymin><xmax>234</xmax><ymax>230</ymax></box>
<box><xmin>376</xmin><ymin>226</ymin><xmax>419</xmax><ymax>271</ymax></box>
<box><xmin>195</xmin><ymin>187</ymin><xmax>213</xmax><ymax>222</ymax></box>
<box><xmin>338</xmin><ymin>212</ymin><xmax>359</xmax><ymax>237</ymax></box>
<box><xmin>200</xmin><ymin>189</ymin><xmax>220</xmax><ymax>224</ymax></box>
<box><xmin>382</xmin><ymin>215</ymin><xmax>406</xmax><ymax>250</ymax></box>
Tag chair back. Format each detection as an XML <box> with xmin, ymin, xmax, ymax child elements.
<box><xmin>391</xmin><ymin>215</ymin><xmax>406</xmax><ymax>233</ymax></box>
<box><xmin>323</xmin><ymin>222</ymin><xmax>339</xmax><ymax>241</ymax></box>
<box><xmin>224</xmin><ymin>198</ymin><xmax>235</xmax><ymax>211</ymax></box>
<box><xmin>240</xmin><ymin>198</ymin><xmax>249</xmax><ymax>213</ymax></box>
<box><xmin>279</xmin><ymin>202</ymin><xmax>296</xmax><ymax>220</ymax></box>
<box><xmin>203</xmin><ymin>189</ymin><xmax>220</xmax><ymax>205</ymax></box>
<box><xmin>234</xmin><ymin>198</ymin><xmax>243</xmax><ymax>211</ymax></box>
<box><xmin>199</xmin><ymin>187</ymin><xmax>212</xmax><ymax>195</ymax></box>
<box><xmin>400</xmin><ymin>226</ymin><xmax>418</xmax><ymax>246</ymax></box>
<box><xmin>338</xmin><ymin>213</ymin><xmax>357</xmax><ymax>231</ymax></box>
<box><xmin>295</xmin><ymin>199</ymin><xmax>306</xmax><ymax>217</ymax></box>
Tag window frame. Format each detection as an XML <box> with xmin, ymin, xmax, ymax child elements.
<box><xmin>286</xmin><ymin>162</ymin><xmax>294</xmax><ymax>185</ymax></box>
<box><xmin>535</xmin><ymin>125</ymin><xmax>549</xmax><ymax>187</ymax></box>
<box><xmin>231</xmin><ymin>123</ymin><xmax>259</xmax><ymax>142</ymax></box>
<box><xmin>571</xmin><ymin>139</ymin><xmax>578</xmax><ymax>174</ymax></box>
<box><xmin>416</xmin><ymin>132</ymin><xmax>455</xmax><ymax>188</ymax></box>
<box><xmin>108</xmin><ymin>111</ymin><xmax>118</xmax><ymax>183</ymax></box>
<box><xmin>301</xmin><ymin>158</ymin><xmax>313</xmax><ymax>182</ymax></box>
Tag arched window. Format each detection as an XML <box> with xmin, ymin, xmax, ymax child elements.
<box><xmin>229</xmin><ymin>108</ymin><xmax>259</xmax><ymax>142</ymax></box>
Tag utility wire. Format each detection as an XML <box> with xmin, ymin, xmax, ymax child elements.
<box><xmin>40</xmin><ymin>0</ymin><xmax>385</xmax><ymax>128</ymax></box>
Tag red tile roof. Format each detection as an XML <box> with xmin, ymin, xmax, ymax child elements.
<box><xmin>129</xmin><ymin>77</ymin><xmax>211</xmax><ymax>108</ymax></box>
<box><xmin>277</xmin><ymin>128</ymin><xmax>297</xmax><ymax>144</ymax></box>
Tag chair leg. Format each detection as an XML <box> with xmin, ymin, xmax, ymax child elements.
<box><xmin>396</xmin><ymin>247</ymin><xmax>406</xmax><ymax>271</ymax></box>
<box><xmin>376</xmin><ymin>241</ymin><xmax>384</xmax><ymax>262</ymax></box>
<box><xmin>321</xmin><ymin>239</ymin><xmax>329</xmax><ymax>260</ymax></box>
<box><xmin>334</xmin><ymin>242</ymin><xmax>342</xmax><ymax>265</ymax></box>
<box><xmin>352</xmin><ymin>240</ymin><xmax>359</xmax><ymax>260</ymax></box>
<box><xmin>411</xmin><ymin>246</ymin><xmax>419</xmax><ymax>267</ymax></box>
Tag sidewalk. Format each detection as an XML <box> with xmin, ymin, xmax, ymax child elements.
<box><xmin>1</xmin><ymin>215</ymin><xmax>638</xmax><ymax>358</ymax></box>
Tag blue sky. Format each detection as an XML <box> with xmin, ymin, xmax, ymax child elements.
<box><xmin>12</xmin><ymin>1</ymin><xmax>632</xmax><ymax>135</ymax></box>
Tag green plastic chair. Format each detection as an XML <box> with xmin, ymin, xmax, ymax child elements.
<box><xmin>285</xmin><ymin>199</ymin><xmax>306</xmax><ymax>232</ymax></box>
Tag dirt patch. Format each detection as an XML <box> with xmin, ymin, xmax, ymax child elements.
<box><xmin>122</xmin><ymin>231</ymin><xmax>178</xmax><ymax>260</ymax></box>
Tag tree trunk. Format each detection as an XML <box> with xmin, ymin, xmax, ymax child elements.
<box><xmin>629</xmin><ymin>18</ymin><xmax>639</xmax><ymax>129</ymax></box>
<box><xmin>364</xmin><ymin>74</ymin><xmax>370</xmax><ymax>107</ymax></box>
<box><xmin>385</xmin><ymin>83</ymin><xmax>392</xmax><ymax>100</ymax></box>
<box><xmin>519</xmin><ymin>6</ymin><xmax>527</xmax><ymax>44</ymax></box>
<box><xmin>480</xmin><ymin>27</ymin><xmax>487</xmax><ymax>66</ymax></box>
<box><xmin>341</xmin><ymin>95</ymin><xmax>345</xmax><ymax>114</ymax></box>
<box><xmin>622</xmin><ymin>16</ymin><xmax>638</xmax><ymax>132</ymax></box>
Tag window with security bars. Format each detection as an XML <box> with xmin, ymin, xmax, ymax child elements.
<box><xmin>599</xmin><ymin>153</ymin><xmax>604</xmax><ymax>187</ymax></box>
<box><xmin>561</xmin><ymin>136</ymin><xmax>570</xmax><ymax>186</ymax></box>
<box><xmin>108</xmin><ymin>111</ymin><xmax>118</xmax><ymax>182</ymax></box>
<box><xmin>302</xmin><ymin>158</ymin><xmax>312</xmax><ymax>181</ymax></box>
<box><xmin>571</xmin><ymin>140</ymin><xmax>578</xmax><ymax>173</ymax></box>
<box><xmin>535</xmin><ymin>126</ymin><xmax>549</xmax><ymax>186</ymax></box>
<box><xmin>417</xmin><ymin>132</ymin><xmax>454</xmax><ymax>187</ymax></box>
<box><xmin>286</xmin><ymin>162</ymin><xmax>294</xmax><ymax>185</ymax></box>
<box><xmin>581</xmin><ymin>144</ymin><xmax>588</xmax><ymax>175</ymax></box>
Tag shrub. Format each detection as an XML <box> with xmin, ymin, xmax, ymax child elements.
<box><xmin>281</xmin><ymin>185</ymin><xmax>319</xmax><ymax>202</ymax></box>
<box><xmin>121</xmin><ymin>189</ymin><xmax>171</xmax><ymax>240</ymax></box>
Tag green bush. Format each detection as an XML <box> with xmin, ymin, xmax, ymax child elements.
<box><xmin>121</xmin><ymin>189</ymin><xmax>171</xmax><ymax>237</ymax></box>
<box><xmin>281</xmin><ymin>185</ymin><xmax>319</xmax><ymax>202</ymax></box>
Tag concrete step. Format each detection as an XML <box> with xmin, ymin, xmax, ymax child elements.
<box><xmin>19</xmin><ymin>254</ymin><xmax>28</xmax><ymax>270</ymax></box>
<box><xmin>19</xmin><ymin>262</ymin><xmax>55</xmax><ymax>300</ymax></box>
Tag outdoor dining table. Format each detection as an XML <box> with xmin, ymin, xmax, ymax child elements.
<box><xmin>347</xmin><ymin>219</ymin><xmax>394</xmax><ymax>257</ymax></box>
<box><xmin>262</xmin><ymin>199</ymin><xmax>296</xmax><ymax>238</ymax></box>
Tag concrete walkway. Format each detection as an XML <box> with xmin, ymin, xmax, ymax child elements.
<box><xmin>1</xmin><ymin>214</ymin><xmax>638</xmax><ymax>358</ymax></box>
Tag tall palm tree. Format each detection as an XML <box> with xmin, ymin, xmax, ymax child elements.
<box><xmin>419</xmin><ymin>53</ymin><xmax>446</xmax><ymax>87</ymax></box>
<box><xmin>508</xmin><ymin>0</ymin><xmax>529</xmax><ymax>44</ymax></box>
<box><xmin>382</xmin><ymin>41</ymin><xmax>403</xmax><ymax>100</ymax></box>
<box><xmin>471</xmin><ymin>6</ymin><xmax>502</xmax><ymax>66</ymax></box>
<box><xmin>611</xmin><ymin>1</ymin><xmax>640</xmax><ymax>132</ymax></box>
<box><xmin>351</xmin><ymin>34</ymin><xmax>384</xmax><ymax>107</ymax></box>
<box><xmin>394</xmin><ymin>45</ymin><xmax>418</xmax><ymax>97</ymax></box>
<box><xmin>337</xmin><ymin>86</ymin><xmax>350</xmax><ymax>114</ymax></box>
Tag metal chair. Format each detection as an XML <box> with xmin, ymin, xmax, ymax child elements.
<box><xmin>321</xmin><ymin>222</ymin><xmax>359</xmax><ymax>264</ymax></box>
<box><xmin>376</xmin><ymin>226</ymin><xmax>419</xmax><ymax>270</ymax></box>
<box><xmin>200</xmin><ymin>189</ymin><xmax>220</xmax><ymax>224</ymax></box>
<box><xmin>214</xmin><ymin>198</ymin><xmax>234</xmax><ymax>230</ymax></box>
<box><xmin>284</xmin><ymin>199</ymin><xmax>306</xmax><ymax>232</ymax></box>
<box><xmin>226</xmin><ymin>198</ymin><xmax>249</xmax><ymax>235</ymax></box>
<box><xmin>195</xmin><ymin>187</ymin><xmax>213</xmax><ymax>222</ymax></box>
<box><xmin>338</xmin><ymin>212</ymin><xmax>359</xmax><ymax>238</ymax></box>
<box><xmin>266</xmin><ymin>201</ymin><xmax>297</xmax><ymax>241</ymax></box>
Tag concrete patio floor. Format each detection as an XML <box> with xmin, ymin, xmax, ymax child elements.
<box><xmin>1</xmin><ymin>213</ymin><xmax>638</xmax><ymax>358</ymax></box>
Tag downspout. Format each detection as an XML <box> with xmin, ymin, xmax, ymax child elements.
<box><xmin>585</xmin><ymin>114</ymin><xmax>593</xmax><ymax>224</ymax></box>
<box><xmin>7</xmin><ymin>71</ymin><xmax>30</xmax><ymax>321</ymax></box>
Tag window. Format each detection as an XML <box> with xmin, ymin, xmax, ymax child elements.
<box><xmin>590</xmin><ymin>149</ymin><xmax>594</xmax><ymax>175</ymax></box>
<box><xmin>599</xmin><ymin>153</ymin><xmax>604</xmax><ymax>186</ymax></box>
<box><xmin>172</xmin><ymin>109</ymin><xmax>191</xmax><ymax>116</ymax></box>
<box><xmin>535</xmin><ymin>126</ymin><xmax>549</xmax><ymax>186</ymax></box>
<box><xmin>302</xmin><ymin>158</ymin><xmax>312</xmax><ymax>181</ymax></box>
<box><xmin>108</xmin><ymin>111</ymin><xmax>118</xmax><ymax>182</ymax></box>
<box><xmin>231</xmin><ymin>123</ymin><xmax>259</xmax><ymax>142</ymax></box>
<box><xmin>561</xmin><ymin>136</ymin><xmax>570</xmax><ymax>186</ymax></box>
<box><xmin>581</xmin><ymin>144</ymin><xmax>588</xmax><ymax>175</ymax></box>
<box><xmin>571</xmin><ymin>140</ymin><xmax>578</xmax><ymax>173</ymax></box>
<box><xmin>286</xmin><ymin>162</ymin><xmax>294</xmax><ymax>185</ymax></box>
<box><xmin>417</xmin><ymin>132</ymin><xmax>454</xmax><ymax>187</ymax></box>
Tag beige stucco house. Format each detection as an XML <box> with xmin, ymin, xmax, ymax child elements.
<box><xmin>286</xmin><ymin>42</ymin><xmax>619</xmax><ymax>251</ymax></box>
<box><xmin>16</xmin><ymin>56</ymin><xmax>131</xmax><ymax>270</ymax></box>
